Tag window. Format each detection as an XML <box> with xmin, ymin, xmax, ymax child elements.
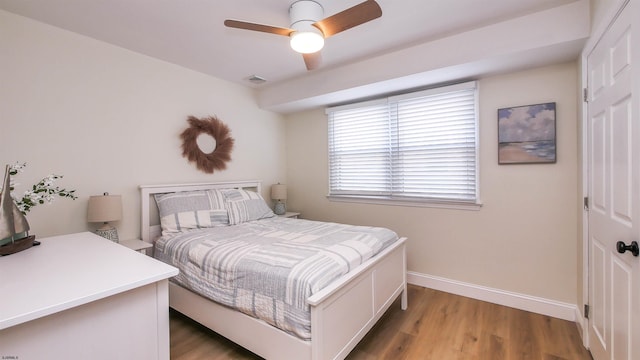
<box><xmin>327</xmin><ymin>81</ymin><xmax>479</xmax><ymax>208</ymax></box>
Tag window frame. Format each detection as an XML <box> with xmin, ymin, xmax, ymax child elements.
<box><xmin>326</xmin><ymin>81</ymin><xmax>482</xmax><ymax>211</ymax></box>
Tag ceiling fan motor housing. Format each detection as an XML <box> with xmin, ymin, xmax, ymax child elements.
<box><xmin>289</xmin><ymin>0</ymin><xmax>324</xmax><ymax>26</ymax></box>
<box><xmin>289</xmin><ymin>0</ymin><xmax>325</xmax><ymax>53</ymax></box>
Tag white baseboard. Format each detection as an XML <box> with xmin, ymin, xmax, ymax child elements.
<box><xmin>407</xmin><ymin>271</ymin><xmax>578</xmax><ymax>322</ymax></box>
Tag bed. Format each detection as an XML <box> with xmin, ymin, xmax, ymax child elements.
<box><xmin>140</xmin><ymin>180</ymin><xmax>407</xmax><ymax>360</ymax></box>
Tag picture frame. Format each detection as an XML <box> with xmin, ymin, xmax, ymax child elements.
<box><xmin>498</xmin><ymin>102</ymin><xmax>556</xmax><ymax>164</ymax></box>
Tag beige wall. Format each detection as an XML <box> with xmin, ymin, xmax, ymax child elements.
<box><xmin>285</xmin><ymin>62</ymin><xmax>580</xmax><ymax>304</ymax></box>
<box><xmin>0</xmin><ymin>10</ymin><xmax>286</xmax><ymax>240</ymax></box>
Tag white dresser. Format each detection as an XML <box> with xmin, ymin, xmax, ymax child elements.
<box><xmin>0</xmin><ymin>232</ymin><xmax>178</xmax><ymax>359</ymax></box>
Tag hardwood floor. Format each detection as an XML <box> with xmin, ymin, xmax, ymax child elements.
<box><xmin>169</xmin><ymin>285</ymin><xmax>593</xmax><ymax>360</ymax></box>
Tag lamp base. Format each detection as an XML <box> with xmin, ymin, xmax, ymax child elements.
<box><xmin>95</xmin><ymin>224</ymin><xmax>119</xmax><ymax>243</ymax></box>
<box><xmin>274</xmin><ymin>202</ymin><xmax>286</xmax><ymax>215</ymax></box>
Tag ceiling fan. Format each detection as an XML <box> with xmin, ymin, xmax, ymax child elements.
<box><xmin>224</xmin><ymin>0</ymin><xmax>382</xmax><ymax>71</ymax></box>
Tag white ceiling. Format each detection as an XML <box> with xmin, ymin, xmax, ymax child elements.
<box><xmin>0</xmin><ymin>0</ymin><xmax>590</xmax><ymax>113</ymax></box>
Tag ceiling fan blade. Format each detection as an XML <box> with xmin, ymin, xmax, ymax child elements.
<box><xmin>313</xmin><ymin>0</ymin><xmax>382</xmax><ymax>38</ymax></box>
<box><xmin>303</xmin><ymin>52</ymin><xmax>322</xmax><ymax>71</ymax></box>
<box><xmin>224</xmin><ymin>19</ymin><xmax>293</xmax><ymax>36</ymax></box>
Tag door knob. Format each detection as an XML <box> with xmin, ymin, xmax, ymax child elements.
<box><xmin>616</xmin><ymin>241</ymin><xmax>639</xmax><ymax>257</ymax></box>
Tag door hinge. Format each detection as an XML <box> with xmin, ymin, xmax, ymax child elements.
<box><xmin>583</xmin><ymin>88</ymin><xmax>589</xmax><ymax>102</ymax></box>
<box><xmin>584</xmin><ymin>196</ymin><xmax>589</xmax><ymax>211</ymax></box>
<box><xmin>584</xmin><ymin>304</ymin><xmax>590</xmax><ymax>319</ymax></box>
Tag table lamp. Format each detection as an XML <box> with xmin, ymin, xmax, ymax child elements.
<box><xmin>87</xmin><ymin>193</ymin><xmax>122</xmax><ymax>242</ymax></box>
<box><xmin>270</xmin><ymin>184</ymin><xmax>287</xmax><ymax>215</ymax></box>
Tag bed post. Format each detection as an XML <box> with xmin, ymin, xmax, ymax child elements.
<box><xmin>401</xmin><ymin>243</ymin><xmax>408</xmax><ymax>310</ymax></box>
<box><xmin>140</xmin><ymin>186</ymin><xmax>151</xmax><ymax>243</ymax></box>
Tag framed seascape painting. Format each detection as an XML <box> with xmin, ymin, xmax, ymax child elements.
<box><xmin>498</xmin><ymin>102</ymin><xmax>556</xmax><ymax>164</ymax></box>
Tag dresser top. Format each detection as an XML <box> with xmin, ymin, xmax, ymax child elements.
<box><xmin>0</xmin><ymin>232</ymin><xmax>178</xmax><ymax>330</ymax></box>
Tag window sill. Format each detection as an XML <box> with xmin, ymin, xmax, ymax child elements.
<box><xmin>326</xmin><ymin>195</ymin><xmax>482</xmax><ymax>211</ymax></box>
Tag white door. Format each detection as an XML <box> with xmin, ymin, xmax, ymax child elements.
<box><xmin>587</xmin><ymin>1</ymin><xmax>640</xmax><ymax>360</ymax></box>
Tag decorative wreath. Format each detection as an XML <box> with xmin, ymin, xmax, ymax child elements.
<box><xmin>180</xmin><ymin>115</ymin><xmax>235</xmax><ymax>173</ymax></box>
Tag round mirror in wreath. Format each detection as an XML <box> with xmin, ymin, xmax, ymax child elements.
<box><xmin>180</xmin><ymin>115</ymin><xmax>235</xmax><ymax>173</ymax></box>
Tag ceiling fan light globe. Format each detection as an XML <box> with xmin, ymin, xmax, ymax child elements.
<box><xmin>290</xmin><ymin>31</ymin><xmax>324</xmax><ymax>54</ymax></box>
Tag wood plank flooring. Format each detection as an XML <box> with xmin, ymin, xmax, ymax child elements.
<box><xmin>169</xmin><ymin>285</ymin><xmax>593</xmax><ymax>360</ymax></box>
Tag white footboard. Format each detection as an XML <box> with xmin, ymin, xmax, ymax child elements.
<box><xmin>309</xmin><ymin>237</ymin><xmax>407</xmax><ymax>359</ymax></box>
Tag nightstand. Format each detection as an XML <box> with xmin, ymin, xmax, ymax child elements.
<box><xmin>279</xmin><ymin>212</ymin><xmax>300</xmax><ymax>219</ymax></box>
<box><xmin>120</xmin><ymin>239</ymin><xmax>153</xmax><ymax>255</ymax></box>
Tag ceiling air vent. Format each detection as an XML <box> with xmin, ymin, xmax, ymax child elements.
<box><xmin>246</xmin><ymin>75</ymin><xmax>267</xmax><ymax>85</ymax></box>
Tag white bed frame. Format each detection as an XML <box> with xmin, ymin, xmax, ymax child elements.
<box><xmin>140</xmin><ymin>181</ymin><xmax>407</xmax><ymax>360</ymax></box>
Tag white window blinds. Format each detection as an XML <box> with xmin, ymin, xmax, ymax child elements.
<box><xmin>327</xmin><ymin>81</ymin><xmax>478</xmax><ymax>205</ymax></box>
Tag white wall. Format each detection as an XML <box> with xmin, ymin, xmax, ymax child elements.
<box><xmin>0</xmin><ymin>10</ymin><xmax>286</xmax><ymax>240</ymax></box>
<box><xmin>285</xmin><ymin>62</ymin><xmax>579</xmax><ymax>304</ymax></box>
<box><xmin>590</xmin><ymin>0</ymin><xmax>623</xmax><ymax>32</ymax></box>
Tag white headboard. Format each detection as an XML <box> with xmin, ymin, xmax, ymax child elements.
<box><xmin>139</xmin><ymin>180</ymin><xmax>262</xmax><ymax>244</ymax></box>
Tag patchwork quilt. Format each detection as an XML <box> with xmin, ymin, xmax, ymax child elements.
<box><xmin>154</xmin><ymin>216</ymin><xmax>398</xmax><ymax>339</ymax></box>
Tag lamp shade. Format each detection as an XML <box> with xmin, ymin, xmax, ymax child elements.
<box><xmin>87</xmin><ymin>194</ymin><xmax>122</xmax><ymax>223</ymax></box>
<box><xmin>271</xmin><ymin>184</ymin><xmax>287</xmax><ymax>201</ymax></box>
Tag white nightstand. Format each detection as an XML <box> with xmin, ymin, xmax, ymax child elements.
<box><xmin>279</xmin><ymin>212</ymin><xmax>300</xmax><ymax>219</ymax></box>
<box><xmin>120</xmin><ymin>239</ymin><xmax>153</xmax><ymax>255</ymax></box>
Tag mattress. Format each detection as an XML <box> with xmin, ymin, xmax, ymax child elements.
<box><xmin>154</xmin><ymin>216</ymin><xmax>399</xmax><ymax>339</ymax></box>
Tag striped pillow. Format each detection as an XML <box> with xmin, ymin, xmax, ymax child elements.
<box><xmin>154</xmin><ymin>189</ymin><xmax>228</xmax><ymax>234</ymax></box>
<box><xmin>221</xmin><ymin>189</ymin><xmax>275</xmax><ymax>225</ymax></box>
